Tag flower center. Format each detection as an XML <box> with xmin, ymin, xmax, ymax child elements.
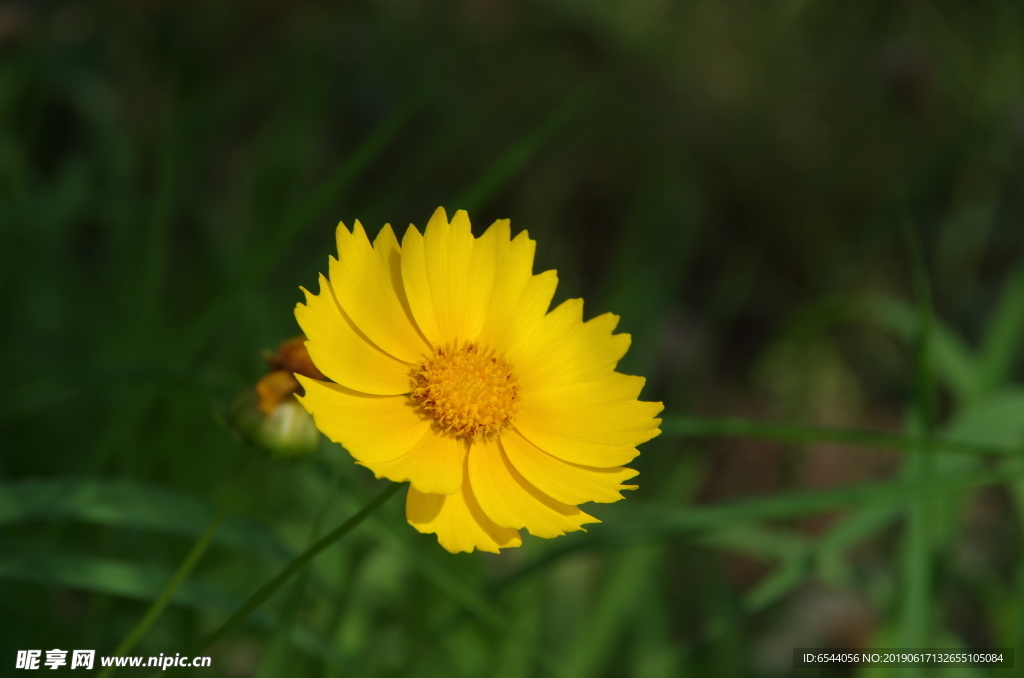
<box><xmin>411</xmin><ymin>341</ymin><xmax>520</xmax><ymax>439</ymax></box>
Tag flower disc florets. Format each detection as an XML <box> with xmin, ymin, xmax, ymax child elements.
<box><xmin>411</xmin><ymin>341</ymin><xmax>519</xmax><ymax>439</ymax></box>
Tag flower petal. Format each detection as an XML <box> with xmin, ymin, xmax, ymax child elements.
<box><xmin>518</xmin><ymin>397</ymin><xmax>662</xmax><ymax>446</ymax></box>
<box><xmin>500</xmin><ymin>427</ymin><xmax>639</xmax><ymax>505</ymax></box>
<box><xmin>519</xmin><ymin>373</ymin><xmax>661</xmax><ymax>452</ymax></box>
<box><xmin>295</xmin><ymin>376</ymin><xmax>429</xmax><ymax>464</ymax></box>
<box><xmin>329</xmin><ymin>221</ymin><xmax>430</xmax><ymax>364</ymax></box>
<box><xmin>513</xmin><ymin>300</ymin><xmax>631</xmax><ymax>391</ymax></box>
<box><xmin>401</xmin><ymin>208</ymin><xmax>495</xmax><ymax>345</ymax></box>
<box><xmin>364</xmin><ymin>428</ymin><xmax>466</xmax><ymax>495</ymax></box>
<box><xmin>468</xmin><ymin>436</ymin><xmax>598</xmax><ymax>538</ymax></box>
<box><xmin>526</xmin><ymin>372</ymin><xmax>645</xmax><ymax>403</ymax></box>
<box><xmin>513</xmin><ymin>393</ymin><xmax>662</xmax><ymax>467</ymax></box>
<box><xmin>406</xmin><ymin>468</ymin><xmax>522</xmax><ymax>554</ymax></box>
<box><xmin>475</xmin><ymin>223</ymin><xmax>554</xmax><ymax>353</ymax></box>
<box><xmin>295</xmin><ymin>274</ymin><xmax>414</xmax><ymax>395</ymax></box>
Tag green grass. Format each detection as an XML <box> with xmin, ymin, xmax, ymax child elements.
<box><xmin>4</xmin><ymin>2</ymin><xmax>1024</xmax><ymax>677</ymax></box>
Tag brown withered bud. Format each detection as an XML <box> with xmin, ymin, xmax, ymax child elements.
<box><xmin>256</xmin><ymin>336</ymin><xmax>325</xmax><ymax>414</ymax></box>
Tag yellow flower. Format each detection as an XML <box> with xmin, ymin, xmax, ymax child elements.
<box><xmin>294</xmin><ymin>207</ymin><xmax>662</xmax><ymax>553</ymax></box>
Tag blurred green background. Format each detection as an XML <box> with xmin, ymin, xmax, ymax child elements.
<box><xmin>4</xmin><ymin>1</ymin><xmax>1024</xmax><ymax>676</ymax></box>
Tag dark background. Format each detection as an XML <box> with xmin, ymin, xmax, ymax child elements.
<box><xmin>3</xmin><ymin>1</ymin><xmax>1024</xmax><ymax>676</ymax></box>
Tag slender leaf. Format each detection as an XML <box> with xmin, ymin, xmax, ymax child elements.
<box><xmin>0</xmin><ymin>479</ymin><xmax>292</xmax><ymax>563</ymax></box>
<box><xmin>660</xmin><ymin>415</ymin><xmax>1021</xmax><ymax>456</ymax></box>
<box><xmin>979</xmin><ymin>266</ymin><xmax>1024</xmax><ymax>394</ymax></box>
<box><xmin>500</xmin><ymin>464</ymin><xmax>1024</xmax><ymax>588</ymax></box>
<box><xmin>191</xmin><ymin>482</ymin><xmax>401</xmax><ymax>655</ymax></box>
<box><xmin>899</xmin><ymin>209</ymin><xmax>936</xmax><ymax>663</ymax></box>
<box><xmin>0</xmin><ymin>552</ymin><xmax>355</xmax><ymax>671</ymax></box>
<box><xmin>862</xmin><ymin>293</ymin><xmax>979</xmax><ymax>403</ymax></box>
<box><xmin>0</xmin><ymin>553</ymin><xmax>238</xmax><ymax>611</ymax></box>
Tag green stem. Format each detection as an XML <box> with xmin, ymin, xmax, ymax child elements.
<box><xmin>98</xmin><ymin>458</ymin><xmax>260</xmax><ymax>678</ymax></box>
<box><xmin>193</xmin><ymin>482</ymin><xmax>402</xmax><ymax>655</ymax></box>
<box><xmin>899</xmin><ymin>208</ymin><xmax>936</xmax><ymax>672</ymax></box>
<box><xmin>254</xmin><ymin>464</ymin><xmax>346</xmax><ymax>677</ymax></box>
<box><xmin>902</xmin><ymin>408</ymin><xmax>932</xmax><ymax>654</ymax></box>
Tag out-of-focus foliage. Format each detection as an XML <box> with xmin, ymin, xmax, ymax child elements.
<box><xmin>2</xmin><ymin>1</ymin><xmax>1024</xmax><ymax>676</ymax></box>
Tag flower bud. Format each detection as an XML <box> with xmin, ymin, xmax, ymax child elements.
<box><xmin>228</xmin><ymin>336</ymin><xmax>324</xmax><ymax>459</ymax></box>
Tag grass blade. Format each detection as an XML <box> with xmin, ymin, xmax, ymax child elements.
<box><xmin>254</xmin><ymin>465</ymin><xmax>344</xmax><ymax>678</ymax></box>
<box><xmin>96</xmin><ymin>503</ymin><xmax>232</xmax><ymax>678</ymax></box>
<box><xmin>0</xmin><ymin>479</ymin><xmax>292</xmax><ymax>563</ymax></box>
<box><xmin>660</xmin><ymin>415</ymin><xmax>1020</xmax><ymax>456</ymax></box>
<box><xmin>499</xmin><ymin>464</ymin><xmax>1024</xmax><ymax>588</ymax></box>
<box><xmin>0</xmin><ymin>552</ymin><xmax>355</xmax><ymax>671</ymax></box>
<box><xmin>191</xmin><ymin>481</ymin><xmax>401</xmax><ymax>654</ymax></box>
<box><xmin>0</xmin><ymin>553</ymin><xmax>239</xmax><ymax>610</ymax></box>
<box><xmin>979</xmin><ymin>265</ymin><xmax>1024</xmax><ymax>394</ymax></box>
<box><xmin>98</xmin><ymin>460</ymin><xmax>260</xmax><ymax>678</ymax></box>
<box><xmin>560</xmin><ymin>543</ymin><xmax>662</xmax><ymax>678</ymax></box>
<box><xmin>898</xmin><ymin>209</ymin><xmax>936</xmax><ymax>665</ymax></box>
<box><xmin>862</xmin><ymin>294</ymin><xmax>979</xmax><ymax>402</ymax></box>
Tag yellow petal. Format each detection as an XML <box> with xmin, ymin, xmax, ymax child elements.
<box><xmin>510</xmin><ymin>297</ymin><xmax>662</xmax><ymax>466</ymax></box>
<box><xmin>500</xmin><ymin>427</ymin><xmax>639</xmax><ymax>505</ymax></box>
<box><xmin>512</xmin><ymin>271</ymin><xmax>560</xmax><ymax>352</ymax></box>
<box><xmin>330</xmin><ymin>221</ymin><xmax>430</xmax><ymax>364</ymax></box>
<box><xmin>511</xmin><ymin>423</ymin><xmax>636</xmax><ymax>468</ymax></box>
<box><xmin>364</xmin><ymin>428</ymin><xmax>467</xmax><ymax>495</ymax></box>
<box><xmin>518</xmin><ymin>397</ymin><xmax>662</xmax><ymax>446</ymax></box>
<box><xmin>518</xmin><ymin>373</ymin><xmax>661</xmax><ymax>452</ymax></box>
<box><xmin>406</xmin><ymin>467</ymin><xmax>522</xmax><ymax>554</ymax></box>
<box><xmin>401</xmin><ymin>207</ymin><xmax>495</xmax><ymax>345</ymax></box>
<box><xmin>295</xmin><ymin>274</ymin><xmax>414</xmax><ymax>395</ymax></box>
<box><xmin>527</xmin><ymin>373</ymin><xmax>647</xmax><ymax>404</ymax></box>
<box><xmin>475</xmin><ymin>224</ymin><xmax>552</xmax><ymax>353</ymax></box>
<box><xmin>295</xmin><ymin>376</ymin><xmax>429</xmax><ymax>464</ymax></box>
<box><xmin>468</xmin><ymin>436</ymin><xmax>598</xmax><ymax>538</ymax></box>
<box><xmin>514</xmin><ymin>300</ymin><xmax>631</xmax><ymax>392</ymax></box>
<box><xmin>514</xmin><ymin>393</ymin><xmax>662</xmax><ymax>467</ymax></box>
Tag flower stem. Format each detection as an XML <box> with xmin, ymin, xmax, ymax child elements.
<box><xmin>98</xmin><ymin>458</ymin><xmax>261</xmax><ymax>678</ymax></box>
<box><xmin>254</xmin><ymin>464</ymin><xmax>345</xmax><ymax>677</ymax></box>
<box><xmin>193</xmin><ymin>481</ymin><xmax>402</xmax><ymax>655</ymax></box>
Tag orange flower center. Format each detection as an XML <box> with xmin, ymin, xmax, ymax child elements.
<box><xmin>411</xmin><ymin>341</ymin><xmax>520</xmax><ymax>439</ymax></box>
